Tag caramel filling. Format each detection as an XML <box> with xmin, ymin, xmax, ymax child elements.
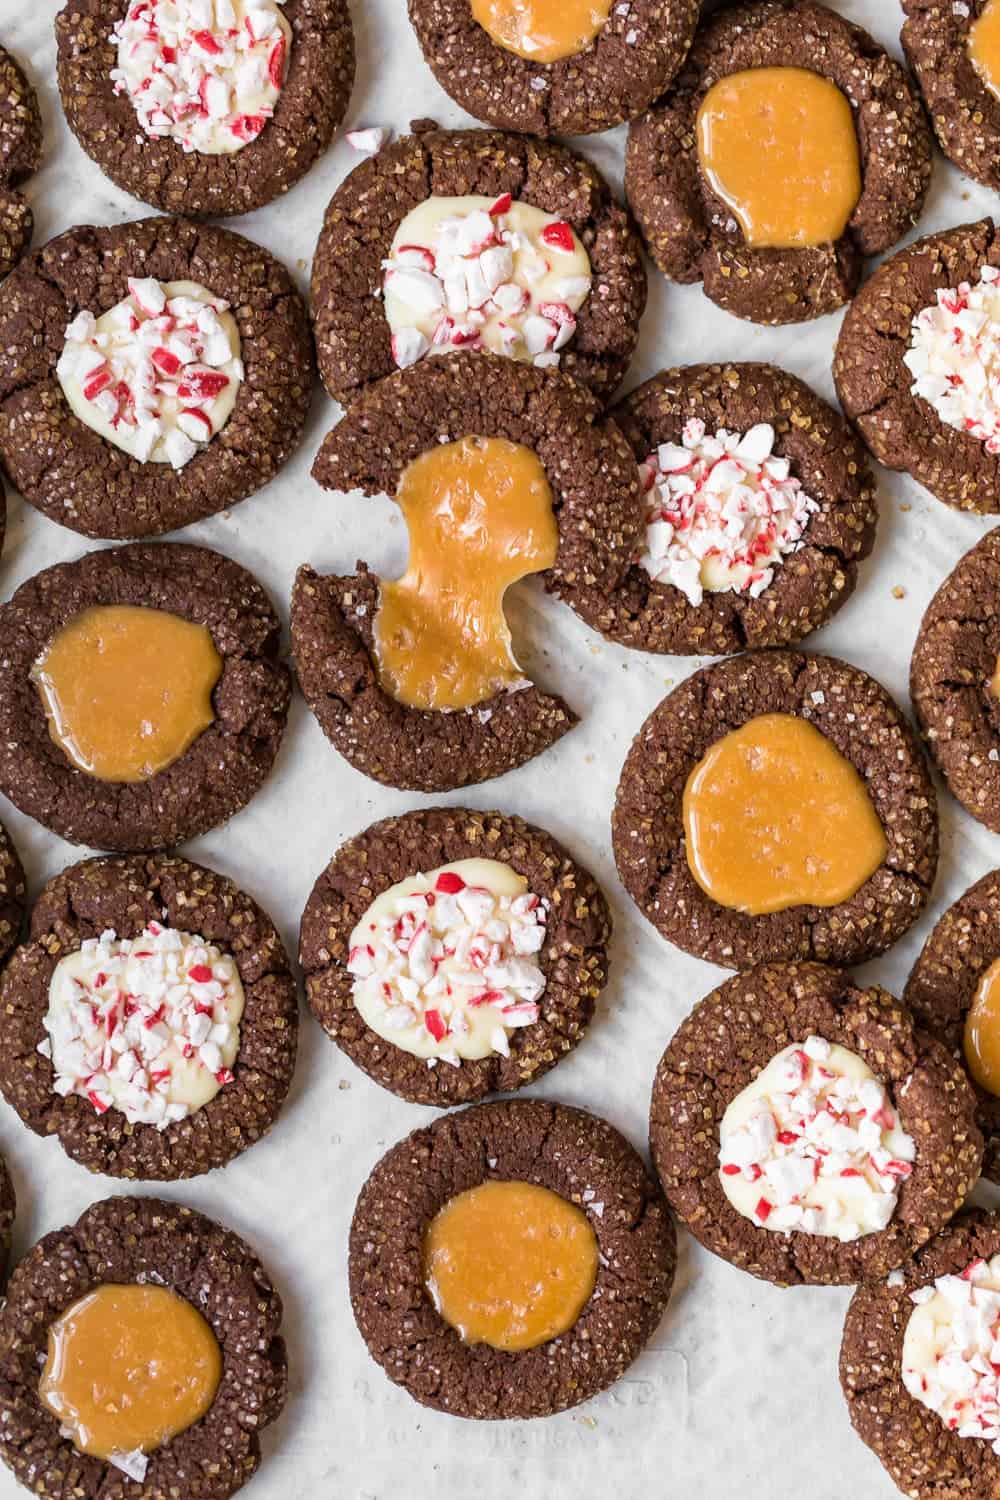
<box><xmin>33</xmin><ymin>605</ymin><xmax>222</xmax><ymax>783</ymax></box>
<box><xmin>991</xmin><ymin>653</ymin><xmax>1000</xmax><ymax>699</ymax></box>
<box><xmin>682</xmin><ymin>712</ymin><xmax>888</xmax><ymax>916</ymax></box>
<box><xmin>469</xmin><ymin>0</ymin><xmax>612</xmax><ymax>62</ymax></box>
<box><xmin>970</xmin><ymin>0</ymin><xmax>1000</xmax><ymax>100</ymax></box>
<box><xmin>39</xmin><ymin>1284</ymin><xmax>222</xmax><ymax>1460</ymax></box>
<box><xmin>423</xmin><ymin>1179</ymin><xmax>599</xmax><ymax>1351</ymax></box>
<box><xmin>373</xmin><ymin>436</ymin><xmax>558</xmax><ymax>712</ymax></box>
<box><xmin>964</xmin><ymin>958</ymin><xmax>1000</xmax><ymax>1096</ymax></box>
<box><xmin>695</xmin><ymin>67</ymin><xmax>862</xmax><ymax>250</ymax></box>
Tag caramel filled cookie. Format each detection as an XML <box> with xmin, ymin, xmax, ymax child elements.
<box><xmin>0</xmin><ymin>543</ymin><xmax>289</xmax><ymax>851</ymax></box>
<box><xmin>903</xmin><ymin>0</ymin><xmax>1000</xmax><ymax>193</ymax></box>
<box><xmin>350</xmin><ymin>1099</ymin><xmax>675</xmax><ymax>1417</ymax></box>
<box><xmin>407</xmin><ymin>0</ymin><xmax>698</xmax><ymax>137</ymax></box>
<box><xmin>842</xmin><ymin>1211</ymin><xmax>1000</xmax><ymax>1499</ymax></box>
<box><xmin>0</xmin><ymin>45</ymin><xmax>40</xmax><ymax>281</ymax></box>
<box><xmin>591</xmin><ymin>361</ymin><xmax>877</xmax><ymax>655</ymax></box>
<box><xmin>905</xmin><ymin>870</ymin><xmax>1000</xmax><ymax>1184</ymax></box>
<box><xmin>56</xmin><ymin>0</ymin><xmax>354</xmax><ymax>216</ymax></box>
<box><xmin>300</xmin><ymin>807</ymin><xmax>611</xmax><ymax>1106</ymax></box>
<box><xmin>0</xmin><ymin>1196</ymin><xmax>286</xmax><ymax>1497</ymax></box>
<box><xmin>911</xmin><ymin>528</ymin><xmax>1000</xmax><ymax>826</ymax></box>
<box><xmin>651</xmin><ymin>963</ymin><xmax>981</xmax><ymax>1286</ymax></box>
<box><xmin>295</xmin><ymin>352</ymin><xmax>641</xmax><ymax>791</ymax></box>
<box><xmin>613</xmin><ymin>651</ymin><xmax>938</xmax><ymax>969</ymax></box>
<box><xmin>626</xmin><ymin>0</ymin><xmax>931</xmax><ymax>325</ymax></box>
<box><xmin>312</xmin><ymin>122</ymin><xmax>646</xmax><ymax>407</ymax></box>
<box><xmin>0</xmin><ymin>852</ymin><xmax>297</xmax><ymax>1179</ymax></box>
<box><xmin>0</xmin><ymin>217</ymin><xmax>313</xmax><ymax>539</ymax></box>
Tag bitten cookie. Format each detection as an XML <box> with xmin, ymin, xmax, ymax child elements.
<box><xmin>295</xmin><ymin>352</ymin><xmax>641</xmax><ymax>792</ymax></box>
<box><xmin>650</xmin><ymin>963</ymin><xmax>982</xmax><ymax>1286</ymax></box>
<box><xmin>0</xmin><ymin>45</ymin><xmax>40</xmax><ymax>280</ymax></box>
<box><xmin>350</xmin><ymin>1099</ymin><xmax>676</xmax><ymax>1418</ymax></box>
<box><xmin>311</xmin><ymin>122</ymin><xmax>646</xmax><ymax>407</ymax></box>
<box><xmin>835</xmin><ymin>219</ymin><xmax>1000</xmax><ymax>515</ymax></box>
<box><xmin>842</xmin><ymin>1211</ymin><xmax>1000</xmax><ymax>1499</ymax></box>
<box><xmin>911</xmin><ymin>527</ymin><xmax>1000</xmax><ymax>827</ymax></box>
<box><xmin>612</xmin><ymin>651</ymin><xmax>938</xmax><ymax>969</ymax></box>
<box><xmin>902</xmin><ymin>0</ymin><xmax>1000</xmax><ymax>193</ymax></box>
<box><xmin>905</xmin><ymin>870</ymin><xmax>1000</xmax><ymax>1185</ymax></box>
<box><xmin>299</xmin><ymin>807</ymin><xmax>611</xmax><ymax>1106</ymax></box>
<box><xmin>0</xmin><ymin>853</ymin><xmax>298</xmax><ymax>1179</ymax></box>
<box><xmin>56</xmin><ymin>0</ymin><xmax>354</xmax><ymax>216</ymax></box>
<box><xmin>407</xmin><ymin>0</ymin><xmax>699</xmax><ymax>137</ymax></box>
<box><xmin>589</xmin><ymin>361</ymin><xmax>877</xmax><ymax>655</ymax></box>
<box><xmin>0</xmin><ymin>542</ymin><xmax>290</xmax><ymax>851</ymax></box>
<box><xmin>626</xmin><ymin>0</ymin><xmax>931</xmax><ymax>325</ymax></box>
<box><xmin>0</xmin><ymin>216</ymin><xmax>314</xmax><ymax>539</ymax></box>
<box><xmin>0</xmin><ymin>1196</ymin><xmax>286</xmax><ymax>1498</ymax></box>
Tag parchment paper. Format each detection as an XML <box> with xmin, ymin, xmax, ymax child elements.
<box><xmin>0</xmin><ymin>1</ymin><xmax>997</xmax><ymax>1495</ymax></box>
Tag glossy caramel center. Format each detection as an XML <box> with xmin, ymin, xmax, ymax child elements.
<box><xmin>469</xmin><ymin>0</ymin><xmax>612</xmax><ymax>62</ymax></box>
<box><xmin>373</xmin><ymin>436</ymin><xmax>558</xmax><ymax>712</ymax></box>
<box><xmin>696</xmin><ymin>67</ymin><xmax>861</xmax><ymax>249</ymax></box>
<box><xmin>970</xmin><ymin>0</ymin><xmax>1000</xmax><ymax>99</ymax></box>
<box><xmin>682</xmin><ymin>712</ymin><xmax>888</xmax><ymax>916</ymax></box>
<box><xmin>39</xmin><ymin>1284</ymin><xmax>222</xmax><ymax>1460</ymax></box>
<box><xmin>33</xmin><ymin>604</ymin><xmax>222</xmax><ymax>783</ymax></box>
<box><xmin>423</xmin><ymin>1179</ymin><xmax>599</xmax><ymax>1351</ymax></box>
<box><xmin>965</xmin><ymin>957</ymin><xmax>1000</xmax><ymax>1096</ymax></box>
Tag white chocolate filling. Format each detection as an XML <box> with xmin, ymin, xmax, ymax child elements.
<box><xmin>347</xmin><ymin>858</ymin><xmax>548</xmax><ymax>1068</ymax></box>
<box><xmin>56</xmin><ymin>278</ymin><xmax>242</xmax><ymax>469</ymax></box>
<box><xmin>111</xmin><ymin>0</ymin><xmax>291</xmax><ymax>156</ymax></box>
<box><xmin>904</xmin><ymin>1253</ymin><xmax>1000</xmax><ymax>1451</ymax></box>
<box><xmin>718</xmin><ymin>1036</ymin><xmax>915</xmax><ymax>1241</ymax></box>
<box><xmin>639</xmin><ymin>417</ymin><xmax>819</xmax><ymax>606</ymax></box>
<box><xmin>383</xmin><ymin>194</ymin><xmax>592</xmax><ymax>371</ymax></box>
<box><xmin>39</xmin><ymin>923</ymin><xmax>244</xmax><ymax>1128</ymax></box>
<box><xmin>904</xmin><ymin>265</ymin><xmax>1000</xmax><ymax>456</ymax></box>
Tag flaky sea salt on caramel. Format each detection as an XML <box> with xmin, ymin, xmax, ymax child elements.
<box><xmin>348</xmin><ymin>858</ymin><xmax>548</xmax><ymax>1067</ymax></box>
<box><xmin>638</xmin><ymin>417</ymin><xmax>819</xmax><ymax>606</ymax></box>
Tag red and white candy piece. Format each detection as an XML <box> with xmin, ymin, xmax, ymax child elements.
<box><xmin>902</xmin><ymin>1252</ymin><xmax>1000</xmax><ymax>1453</ymax></box>
<box><xmin>905</xmin><ymin>265</ymin><xmax>1000</xmax><ymax>455</ymax></box>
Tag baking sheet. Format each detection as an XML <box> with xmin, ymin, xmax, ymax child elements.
<box><xmin>1</xmin><ymin>0</ymin><xmax>998</xmax><ymax>1495</ymax></box>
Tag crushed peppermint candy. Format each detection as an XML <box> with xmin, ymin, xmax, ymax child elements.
<box><xmin>382</xmin><ymin>193</ymin><xmax>592</xmax><ymax>372</ymax></box>
<box><xmin>347</xmin><ymin>859</ymin><xmax>548</xmax><ymax>1067</ymax></box>
<box><xmin>718</xmin><ymin>1035</ymin><xmax>916</xmax><ymax>1241</ymax></box>
<box><xmin>40</xmin><ymin>923</ymin><xmax>244</xmax><ymax>1128</ymax></box>
<box><xmin>904</xmin><ymin>264</ymin><xmax>1000</xmax><ymax>455</ymax></box>
<box><xmin>638</xmin><ymin>418</ymin><xmax>819</xmax><ymax>606</ymax></box>
<box><xmin>902</xmin><ymin>1253</ymin><xmax>1000</xmax><ymax>1453</ymax></box>
<box><xmin>346</xmin><ymin>125</ymin><xmax>389</xmax><ymax>153</ymax></box>
<box><xmin>110</xmin><ymin>0</ymin><xmax>291</xmax><ymax>156</ymax></box>
<box><xmin>56</xmin><ymin>277</ymin><xmax>242</xmax><ymax>468</ymax></box>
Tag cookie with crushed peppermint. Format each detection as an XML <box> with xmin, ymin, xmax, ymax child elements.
<box><xmin>0</xmin><ymin>44</ymin><xmax>41</xmax><ymax>282</ymax></box>
<box><xmin>350</xmin><ymin>1098</ymin><xmax>676</xmax><ymax>1418</ymax></box>
<box><xmin>296</xmin><ymin>351</ymin><xmax>641</xmax><ymax>792</ymax></box>
<box><xmin>651</xmin><ymin>963</ymin><xmax>982</xmax><ymax>1286</ymax></box>
<box><xmin>0</xmin><ymin>216</ymin><xmax>313</xmax><ymax>540</ymax></box>
<box><xmin>906</xmin><ymin>871</ymin><xmax>1000</xmax><ymax>1186</ymax></box>
<box><xmin>0</xmin><ymin>542</ymin><xmax>289</xmax><ymax>852</ymax></box>
<box><xmin>911</xmin><ymin>528</ymin><xmax>1000</xmax><ymax>830</ymax></box>
<box><xmin>613</xmin><ymin>651</ymin><xmax>938</xmax><ymax>970</ymax></box>
<box><xmin>0</xmin><ymin>852</ymin><xmax>297</xmax><ymax>1179</ymax></box>
<box><xmin>55</xmin><ymin>0</ymin><xmax>354</xmax><ymax>216</ymax></box>
<box><xmin>312</xmin><ymin>121</ymin><xmax>645</xmax><ymax>408</ymax></box>
<box><xmin>834</xmin><ymin>218</ymin><xmax>1000</xmax><ymax>514</ymax></box>
<box><xmin>841</xmin><ymin>1210</ymin><xmax>1000</xmax><ymax>1498</ymax></box>
<box><xmin>902</xmin><ymin>0</ymin><xmax>1000</xmax><ymax>194</ymax></box>
<box><xmin>580</xmin><ymin>362</ymin><xmax>877</xmax><ymax>655</ymax></box>
<box><xmin>0</xmin><ymin>1195</ymin><xmax>286</xmax><ymax>1497</ymax></box>
<box><xmin>407</xmin><ymin>0</ymin><xmax>698</xmax><ymax>138</ymax></box>
<box><xmin>300</xmin><ymin>807</ymin><xmax>611</xmax><ymax>1106</ymax></box>
<box><xmin>626</xmin><ymin>0</ymin><xmax>931</xmax><ymax>325</ymax></box>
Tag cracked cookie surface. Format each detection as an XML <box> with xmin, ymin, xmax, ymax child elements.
<box><xmin>0</xmin><ymin>44</ymin><xmax>40</xmax><ymax>284</ymax></box>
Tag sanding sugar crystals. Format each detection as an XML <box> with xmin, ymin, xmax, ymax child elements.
<box><xmin>638</xmin><ymin>419</ymin><xmax>819</xmax><ymax>606</ymax></box>
<box><xmin>905</xmin><ymin>265</ymin><xmax>1000</xmax><ymax>454</ymax></box>
<box><xmin>718</xmin><ymin>1035</ymin><xmax>916</xmax><ymax>1240</ymax></box>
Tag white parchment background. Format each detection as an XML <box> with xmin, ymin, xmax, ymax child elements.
<box><xmin>0</xmin><ymin>0</ymin><xmax>997</xmax><ymax>1495</ymax></box>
